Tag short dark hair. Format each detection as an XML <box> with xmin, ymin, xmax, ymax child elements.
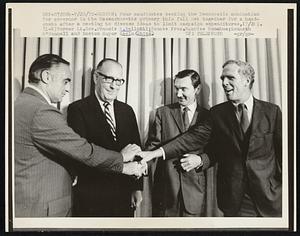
<box><xmin>175</xmin><ymin>69</ymin><xmax>201</xmax><ymax>88</ymax></box>
<box><xmin>96</xmin><ymin>58</ymin><xmax>121</xmax><ymax>70</ymax></box>
<box><xmin>28</xmin><ymin>54</ymin><xmax>70</xmax><ymax>84</ymax></box>
<box><xmin>222</xmin><ymin>60</ymin><xmax>255</xmax><ymax>88</ymax></box>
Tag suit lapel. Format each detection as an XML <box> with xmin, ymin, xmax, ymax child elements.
<box><xmin>114</xmin><ymin>100</ymin><xmax>121</xmax><ymax>133</ymax></box>
<box><xmin>88</xmin><ymin>94</ymin><xmax>112</xmax><ymax>136</ymax></box>
<box><xmin>249</xmin><ymin>98</ymin><xmax>263</xmax><ymax>137</ymax></box>
<box><xmin>190</xmin><ymin>105</ymin><xmax>200</xmax><ymax>127</ymax></box>
<box><xmin>169</xmin><ymin>103</ymin><xmax>185</xmax><ymax>133</ymax></box>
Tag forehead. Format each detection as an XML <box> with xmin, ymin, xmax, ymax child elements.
<box><xmin>174</xmin><ymin>76</ymin><xmax>193</xmax><ymax>87</ymax></box>
<box><xmin>222</xmin><ymin>63</ymin><xmax>241</xmax><ymax>75</ymax></box>
<box><xmin>98</xmin><ymin>61</ymin><xmax>123</xmax><ymax>77</ymax></box>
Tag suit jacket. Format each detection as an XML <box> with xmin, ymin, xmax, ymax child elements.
<box><xmin>162</xmin><ymin>98</ymin><xmax>282</xmax><ymax>216</ymax></box>
<box><xmin>146</xmin><ymin>103</ymin><xmax>208</xmax><ymax>215</ymax></box>
<box><xmin>67</xmin><ymin>94</ymin><xmax>142</xmax><ymax>216</ymax></box>
<box><xmin>14</xmin><ymin>87</ymin><xmax>123</xmax><ymax>217</ymax></box>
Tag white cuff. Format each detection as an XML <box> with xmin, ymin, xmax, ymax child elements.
<box><xmin>159</xmin><ymin>147</ymin><xmax>166</xmax><ymax>160</ymax></box>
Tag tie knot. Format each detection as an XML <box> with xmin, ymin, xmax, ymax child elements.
<box><xmin>238</xmin><ymin>103</ymin><xmax>247</xmax><ymax>112</ymax></box>
<box><xmin>183</xmin><ymin>106</ymin><xmax>189</xmax><ymax>112</ymax></box>
<box><xmin>104</xmin><ymin>101</ymin><xmax>110</xmax><ymax>108</ymax></box>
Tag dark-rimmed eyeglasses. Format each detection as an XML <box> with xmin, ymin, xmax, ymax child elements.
<box><xmin>95</xmin><ymin>71</ymin><xmax>125</xmax><ymax>86</ymax></box>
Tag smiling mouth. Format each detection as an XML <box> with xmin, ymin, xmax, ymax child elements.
<box><xmin>224</xmin><ymin>88</ymin><xmax>233</xmax><ymax>95</ymax></box>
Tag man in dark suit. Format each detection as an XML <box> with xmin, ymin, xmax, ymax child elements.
<box><xmin>67</xmin><ymin>58</ymin><xmax>143</xmax><ymax>217</ymax></box>
<box><xmin>140</xmin><ymin>60</ymin><xmax>282</xmax><ymax>217</ymax></box>
<box><xmin>145</xmin><ymin>70</ymin><xmax>208</xmax><ymax>217</ymax></box>
<box><xmin>14</xmin><ymin>54</ymin><xmax>144</xmax><ymax>217</ymax></box>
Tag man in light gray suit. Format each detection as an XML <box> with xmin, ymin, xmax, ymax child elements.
<box><xmin>14</xmin><ymin>54</ymin><xmax>144</xmax><ymax>217</ymax></box>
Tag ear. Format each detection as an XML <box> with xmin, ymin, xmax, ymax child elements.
<box><xmin>40</xmin><ymin>69</ymin><xmax>51</xmax><ymax>84</ymax></box>
<box><xmin>245</xmin><ymin>77</ymin><xmax>251</xmax><ymax>87</ymax></box>
<box><xmin>195</xmin><ymin>85</ymin><xmax>201</xmax><ymax>95</ymax></box>
<box><xmin>93</xmin><ymin>72</ymin><xmax>98</xmax><ymax>85</ymax></box>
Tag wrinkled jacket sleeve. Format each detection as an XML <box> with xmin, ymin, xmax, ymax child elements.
<box><xmin>31</xmin><ymin>105</ymin><xmax>123</xmax><ymax>173</ymax></box>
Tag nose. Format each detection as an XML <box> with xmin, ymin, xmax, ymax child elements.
<box><xmin>65</xmin><ymin>82</ymin><xmax>70</xmax><ymax>93</ymax></box>
<box><xmin>109</xmin><ymin>80</ymin><xmax>118</xmax><ymax>89</ymax></box>
<box><xmin>176</xmin><ymin>89</ymin><xmax>183</xmax><ymax>98</ymax></box>
<box><xmin>222</xmin><ymin>77</ymin><xmax>229</xmax><ymax>86</ymax></box>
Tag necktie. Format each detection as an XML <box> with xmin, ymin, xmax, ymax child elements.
<box><xmin>238</xmin><ymin>103</ymin><xmax>250</xmax><ymax>133</ymax></box>
<box><xmin>182</xmin><ymin>107</ymin><xmax>190</xmax><ymax>131</ymax></box>
<box><xmin>103</xmin><ymin>102</ymin><xmax>117</xmax><ymax>141</ymax></box>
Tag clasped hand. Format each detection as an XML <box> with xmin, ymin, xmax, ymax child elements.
<box><xmin>121</xmin><ymin>144</ymin><xmax>147</xmax><ymax>178</ymax></box>
<box><xmin>122</xmin><ymin>161</ymin><xmax>147</xmax><ymax>178</ymax></box>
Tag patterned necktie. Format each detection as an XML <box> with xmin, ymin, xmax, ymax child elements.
<box><xmin>103</xmin><ymin>102</ymin><xmax>117</xmax><ymax>141</ymax></box>
<box><xmin>182</xmin><ymin>107</ymin><xmax>190</xmax><ymax>131</ymax></box>
<box><xmin>238</xmin><ymin>103</ymin><xmax>250</xmax><ymax>133</ymax></box>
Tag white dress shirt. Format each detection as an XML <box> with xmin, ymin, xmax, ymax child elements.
<box><xmin>180</xmin><ymin>100</ymin><xmax>197</xmax><ymax>126</ymax></box>
<box><xmin>233</xmin><ymin>95</ymin><xmax>254</xmax><ymax>124</ymax></box>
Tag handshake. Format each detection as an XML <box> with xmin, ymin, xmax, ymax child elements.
<box><xmin>121</xmin><ymin>144</ymin><xmax>203</xmax><ymax>178</ymax></box>
<box><xmin>121</xmin><ymin>144</ymin><xmax>148</xmax><ymax>178</ymax></box>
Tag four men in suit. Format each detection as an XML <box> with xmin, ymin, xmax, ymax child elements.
<box><xmin>67</xmin><ymin>58</ymin><xmax>143</xmax><ymax>217</ymax></box>
<box><xmin>145</xmin><ymin>70</ymin><xmax>208</xmax><ymax>217</ymax></box>
<box><xmin>14</xmin><ymin>53</ymin><xmax>282</xmax><ymax>217</ymax></box>
<box><xmin>140</xmin><ymin>60</ymin><xmax>282</xmax><ymax>217</ymax></box>
<box><xmin>14</xmin><ymin>54</ymin><xmax>144</xmax><ymax>217</ymax></box>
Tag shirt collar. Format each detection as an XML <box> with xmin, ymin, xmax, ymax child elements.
<box><xmin>243</xmin><ymin>94</ymin><xmax>254</xmax><ymax>111</ymax></box>
<box><xmin>27</xmin><ymin>84</ymin><xmax>52</xmax><ymax>105</ymax></box>
<box><xmin>181</xmin><ymin>100</ymin><xmax>197</xmax><ymax>113</ymax></box>
<box><xmin>232</xmin><ymin>94</ymin><xmax>253</xmax><ymax>110</ymax></box>
<box><xmin>94</xmin><ymin>90</ymin><xmax>114</xmax><ymax>108</ymax></box>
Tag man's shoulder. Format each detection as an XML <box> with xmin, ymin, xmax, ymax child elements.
<box><xmin>114</xmin><ymin>99</ymin><xmax>134</xmax><ymax>111</ymax></box>
<box><xmin>15</xmin><ymin>91</ymin><xmax>56</xmax><ymax>112</ymax></box>
<box><xmin>254</xmin><ymin>99</ymin><xmax>281</xmax><ymax>116</ymax></box>
<box><xmin>156</xmin><ymin>103</ymin><xmax>179</xmax><ymax>112</ymax></box>
<box><xmin>210</xmin><ymin>101</ymin><xmax>230</xmax><ymax>113</ymax></box>
<box><xmin>68</xmin><ymin>95</ymin><xmax>91</xmax><ymax>108</ymax></box>
<box><xmin>67</xmin><ymin>95</ymin><xmax>98</xmax><ymax>114</ymax></box>
<box><xmin>255</xmin><ymin>98</ymin><xmax>280</xmax><ymax>109</ymax></box>
<box><xmin>196</xmin><ymin>105</ymin><xmax>210</xmax><ymax>114</ymax></box>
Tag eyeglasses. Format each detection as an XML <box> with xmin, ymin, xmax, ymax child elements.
<box><xmin>95</xmin><ymin>71</ymin><xmax>125</xmax><ymax>86</ymax></box>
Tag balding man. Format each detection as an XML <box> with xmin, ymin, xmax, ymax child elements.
<box><xmin>67</xmin><ymin>58</ymin><xmax>143</xmax><ymax>217</ymax></box>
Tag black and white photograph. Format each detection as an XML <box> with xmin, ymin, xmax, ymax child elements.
<box><xmin>5</xmin><ymin>2</ymin><xmax>296</xmax><ymax>231</ymax></box>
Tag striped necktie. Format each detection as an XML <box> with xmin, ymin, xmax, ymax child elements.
<box><xmin>103</xmin><ymin>102</ymin><xmax>117</xmax><ymax>141</ymax></box>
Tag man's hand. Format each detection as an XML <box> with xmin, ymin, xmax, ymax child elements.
<box><xmin>139</xmin><ymin>162</ymin><xmax>148</xmax><ymax>176</ymax></box>
<box><xmin>130</xmin><ymin>190</ymin><xmax>143</xmax><ymax>209</ymax></box>
<box><xmin>121</xmin><ymin>144</ymin><xmax>141</xmax><ymax>162</ymax></box>
<box><xmin>122</xmin><ymin>161</ymin><xmax>144</xmax><ymax>178</ymax></box>
<box><xmin>138</xmin><ymin>149</ymin><xmax>163</xmax><ymax>164</ymax></box>
<box><xmin>180</xmin><ymin>154</ymin><xmax>203</xmax><ymax>172</ymax></box>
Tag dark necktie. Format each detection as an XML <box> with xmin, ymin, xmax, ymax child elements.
<box><xmin>182</xmin><ymin>107</ymin><xmax>190</xmax><ymax>131</ymax></box>
<box><xmin>103</xmin><ymin>102</ymin><xmax>117</xmax><ymax>141</ymax></box>
<box><xmin>238</xmin><ymin>103</ymin><xmax>250</xmax><ymax>133</ymax></box>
